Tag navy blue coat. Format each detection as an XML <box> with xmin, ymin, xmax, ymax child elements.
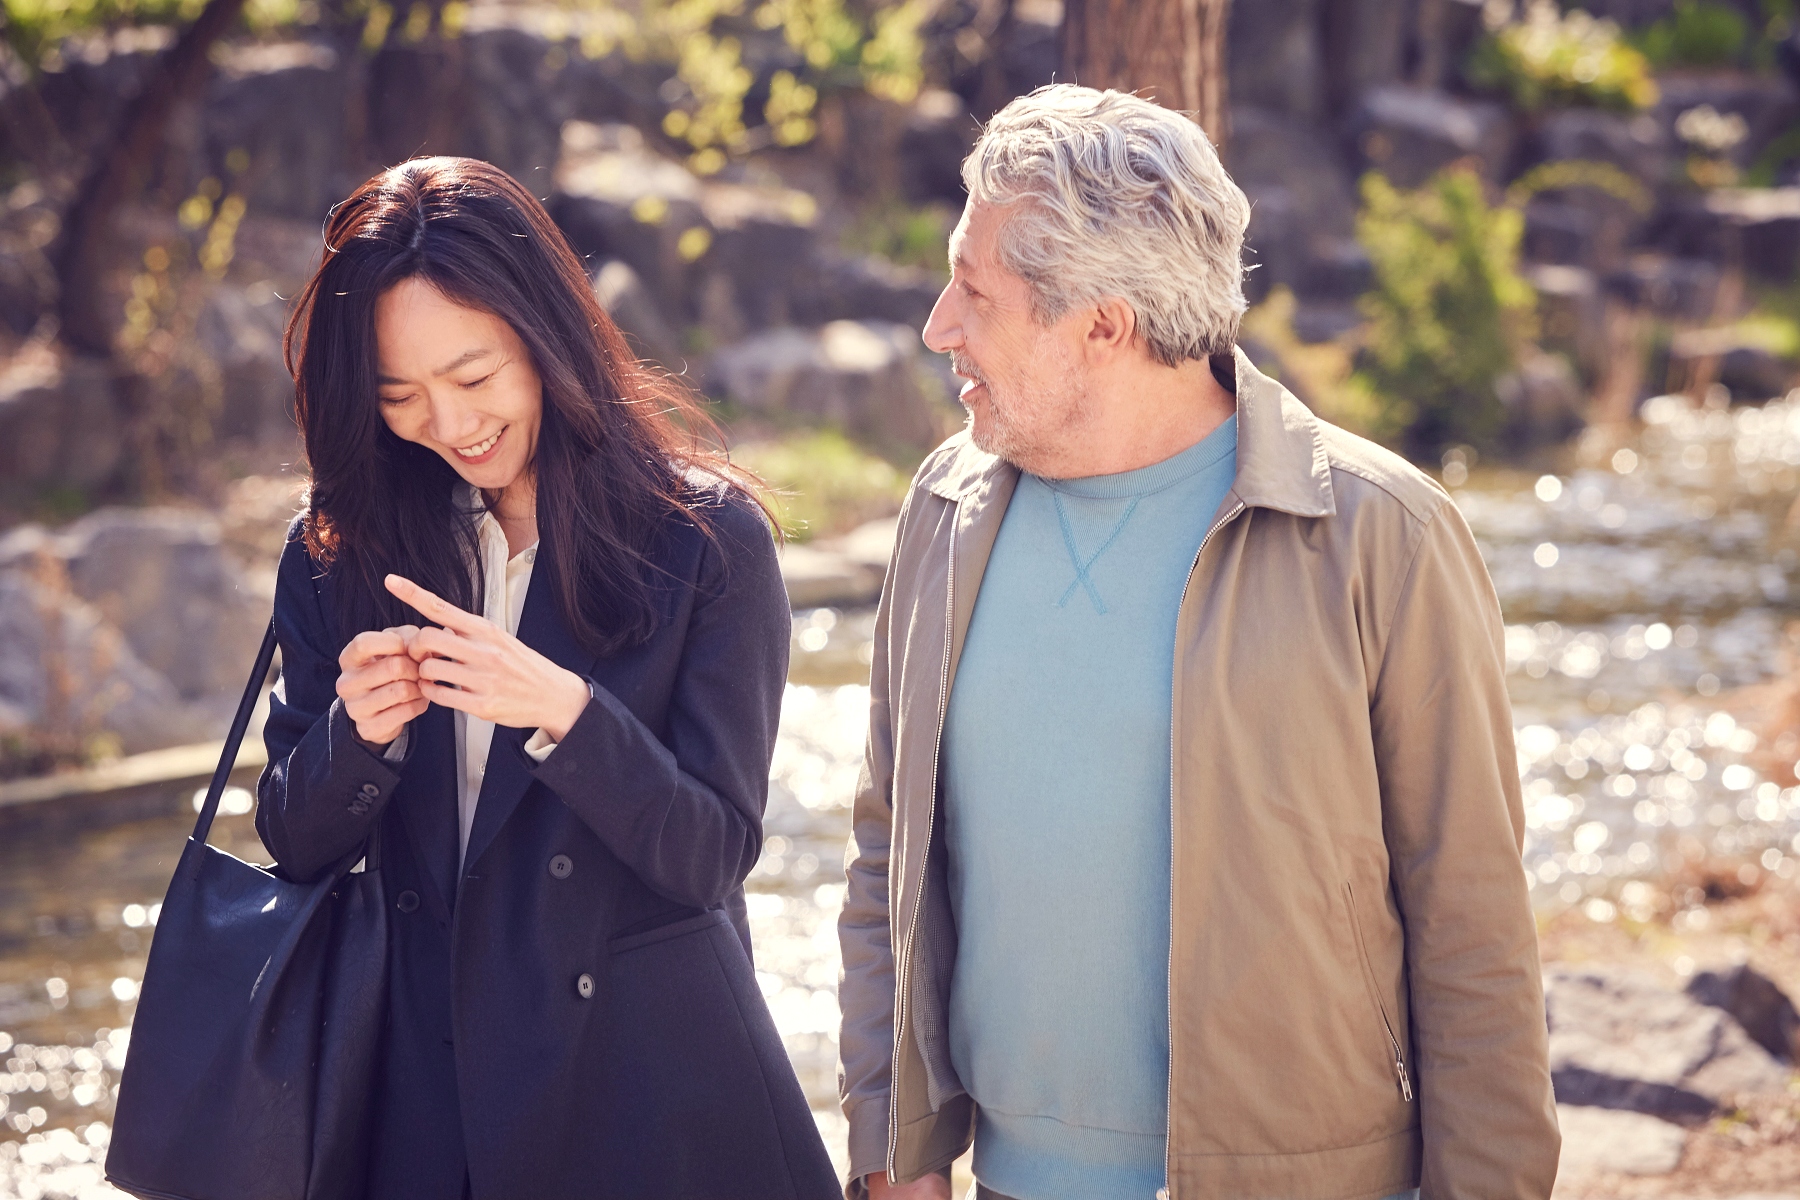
<box><xmin>255</xmin><ymin>491</ymin><xmax>839</xmax><ymax>1200</ymax></box>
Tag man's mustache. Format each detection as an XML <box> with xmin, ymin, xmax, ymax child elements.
<box><xmin>949</xmin><ymin>353</ymin><xmax>985</xmax><ymax>386</ymax></box>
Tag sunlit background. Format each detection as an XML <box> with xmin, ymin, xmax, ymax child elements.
<box><xmin>2</xmin><ymin>0</ymin><xmax>1800</xmax><ymax>1193</ymax></box>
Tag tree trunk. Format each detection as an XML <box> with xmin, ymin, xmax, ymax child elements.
<box><xmin>1059</xmin><ymin>0</ymin><xmax>1232</xmax><ymax>158</ymax></box>
<box><xmin>53</xmin><ymin>0</ymin><xmax>250</xmax><ymax>356</ymax></box>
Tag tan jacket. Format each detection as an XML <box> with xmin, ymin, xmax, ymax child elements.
<box><xmin>837</xmin><ymin>350</ymin><xmax>1559</xmax><ymax>1199</ymax></box>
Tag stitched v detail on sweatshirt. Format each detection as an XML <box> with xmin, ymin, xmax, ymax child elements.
<box><xmin>1053</xmin><ymin>493</ymin><xmax>1140</xmax><ymax>614</ymax></box>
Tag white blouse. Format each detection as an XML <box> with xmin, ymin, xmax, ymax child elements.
<box><xmin>384</xmin><ymin>500</ymin><xmax>559</xmax><ymax>867</ymax></box>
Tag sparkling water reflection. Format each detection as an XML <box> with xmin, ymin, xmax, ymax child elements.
<box><xmin>7</xmin><ymin>389</ymin><xmax>1800</xmax><ymax>1193</ymax></box>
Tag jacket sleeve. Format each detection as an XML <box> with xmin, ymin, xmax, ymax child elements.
<box><xmin>526</xmin><ymin>498</ymin><xmax>789</xmax><ymax>911</ymax></box>
<box><xmin>256</xmin><ymin>532</ymin><xmax>409</xmax><ymax>883</ymax></box>
<box><xmin>836</xmin><ymin>494</ymin><xmax>915</xmax><ymax>1197</ymax></box>
<box><xmin>1370</xmin><ymin>500</ymin><xmax>1561</xmax><ymax>1199</ymax></box>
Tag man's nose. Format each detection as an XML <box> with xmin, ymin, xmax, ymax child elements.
<box><xmin>921</xmin><ymin>286</ymin><xmax>960</xmax><ymax>355</ymax></box>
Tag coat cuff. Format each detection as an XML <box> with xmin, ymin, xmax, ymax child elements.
<box><xmin>844</xmin><ymin>1096</ymin><xmax>891</xmax><ymax>1200</ymax></box>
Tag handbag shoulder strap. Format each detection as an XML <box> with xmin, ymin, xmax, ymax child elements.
<box><xmin>191</xmin><ymin>616</ymin><xmax>279</xmax><ymax>849</ymax></box>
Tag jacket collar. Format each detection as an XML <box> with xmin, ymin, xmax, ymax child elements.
<box><xmin>921</xmin><ymin>346</ymin><xmax>1336</xmax><ymax>519</ymax></box>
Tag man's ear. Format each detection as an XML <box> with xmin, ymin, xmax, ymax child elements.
<box><xmin>1084</xmin><ymin>295</ymin><xmax>1138</xmax><ymax>362</ymax></box>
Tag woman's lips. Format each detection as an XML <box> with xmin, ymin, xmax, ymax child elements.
<box><xmin>453</xmin><ymin>426</ymin><xmax>505</xmax><ymax>465</ymax></box>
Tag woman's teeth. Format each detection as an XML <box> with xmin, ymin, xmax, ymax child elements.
<box><xmin>455</xmin><ymin>430</ymin><xmax>502</xmax><ymax>458</ymax></box>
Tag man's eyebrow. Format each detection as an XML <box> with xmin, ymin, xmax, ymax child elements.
<box><xmin>376</xmin><ymin>348</ymin><xmax>493</xmax><ymax>386</ymax></box>
<box><xmin>953</xmin><ymin>252</ymin><xmax>976</xmax><ymax>277</ymax></box>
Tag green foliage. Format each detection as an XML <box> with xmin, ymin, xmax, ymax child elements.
<box><xmin>1352</xmin><ymin>169</ymin><xmax>1537</xmax><ymax>455</ymax></box>
<box><xmin>1634</xmin><ymin>0</ymin><xmax>1748</xmax><ymax>67</ymax></box>
<box><xmin>1468</xmin><ymin>0</ymin><xmax>1659</xmax><ymax>111</ymax></box>
<box><xmin>729</xmin><ymin>428</ymin><xmax>906</xmax><ymax>541</ymax></box>
<box><xmin>3</xmin><ymin>0</ymin><xmax>203</xmax><ymax>67</ymax></box>
<box><xmin>1505</xmin><ymin>159</ymin><xmax>1653</xmax><ymax>214</ymax></box>
<box><xmin>840</xmin><ymin>200</ymin><xmax>953</xmax><ymax>273</ymax></box>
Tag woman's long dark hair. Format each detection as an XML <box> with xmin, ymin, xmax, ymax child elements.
<box><xmin>285</xmin><ymin>157</ymin><xmax>767</xmax><ymax>654</ymax></box>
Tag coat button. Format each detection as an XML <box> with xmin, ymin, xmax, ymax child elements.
<box><xmin>359</xmin><ymin>783</ymin><xmax>380</xmax><ymax>800</ymax></box>
<box><xmin>548</xmin><ymin>854</ymin><xmax>573</xmax><ymax>879</ymax></box>
<box><xmin>575</xmin><ymin>973</ymin><xmax>595</xmax><ymax>999</ymax></box>
<box><xmin>396</xmin><ymin>890</ymin><xmax>420</xmax><ymax>913</ymax></box>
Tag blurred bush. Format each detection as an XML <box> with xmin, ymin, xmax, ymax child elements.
<box><xmin>1634</xmin><ymin>0</ymin><xmax>1750</xmax><ymax>68</ymax></box>
<box><xmin>839</xmin><ymin>200</ymin><xmax>953</xmax><ymax>274</ymax></box>
<box><xmin>1351</xmin><ymin>167</ymin><xmax>1538</xmax><ymax>456</ymax></box>
<box><xmin>729</xmin><ymin>428</ymin><xmax>906</xmax><ymax>541</ymax></box>
<box><xmin>1468</xmin><ymin>0</ymin><xmax>1659</xmax><ymax>112</ymax></box>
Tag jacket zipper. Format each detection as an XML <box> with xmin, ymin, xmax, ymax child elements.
<box><xmin>1346</xmin><ymin>881</ymin><xmax>1414</xmax><ymax>1102</ymax></box>
<box><xmin>889</xmin><ymin>512</ymin><xmax>958</xmax><ymax>1179</ymax></box>
<box><xmin>1160</xmin><ymin>499</ymin><xmax>1245</xmax><ymax>1200</ymax></box>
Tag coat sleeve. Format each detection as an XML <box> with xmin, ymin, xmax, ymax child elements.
<box><xmin>256</xmin><ymin>532</ymin><xmax>410</xmax><ymax>883</ymax></box>
<box><xmin>526</xmin><ymin>497</ymin><xmax>790</xmax><ymax>911</ymax></box>
<box><xmin>835</xmin><ymin>492</ymin><xmax>917</xmax><ymax>1197</ymax></box>
<box><xmin>1370</xmin><ymin>500</ymin><xmax>1561</xmax><ymax>1199</ymax></box>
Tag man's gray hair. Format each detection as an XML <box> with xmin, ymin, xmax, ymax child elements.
<box><xmin>961</xmin><ymin>84</ymin><xmax>1252</xmax><ymax>366</ymax></box>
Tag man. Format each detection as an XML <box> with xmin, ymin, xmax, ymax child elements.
<box><xmin>837</xmin><ymin>85</ymin><xmax>1559</xmax><ymax>1200</ymax></box>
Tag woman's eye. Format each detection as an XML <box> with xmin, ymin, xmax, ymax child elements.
<box><xmin>460</xmin><ymin>372</ymin><xmax>495</xmax><ymax>390</ymax></box>
<box><xmin>379</xmin><ymin>393</ymin><xmax>414</xmax><ymax>407</ymax></box>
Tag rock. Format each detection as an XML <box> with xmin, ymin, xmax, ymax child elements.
<box><xmin>802</xmin><ymin>254</ymin><xmax>944</xmax><ymax>330</ymax></box>
<box><xmin>1668</xmin><ymin>327</ymin><xmax>1798</xmax><ymax>400</ymax></box>
<box><xmin>699</xmin><ymin>180</ymin><xmax>822</xmax><ymax>330</ymax></box>
<box><xmin>0</xmin><ymin>558</ymin><xmax>212</xmax><ymax>756</ymax></box>
<box><xmin>592</xmin><ymin>260</ymin><xmax>683</xmax><ymax>370</ymax></box>
<box><xmin>1655</xmin><ymin>73</ymin><xmax>1800</xmax><ymax>173</ymax></box>
<box><xmin>825</xmin><ymin>517</ymin><xmax>899</xmax><ymax>575</ymax></box>
<box><xmin>57</xmin><ymin>508</ymin><xmax>269</xmax><ymax>702</ymax></box>
<box><xmin>1604</xmin><ymin>255</ymin><xmax>1721</xmax><ymax>322</ymax></box>
<box><xmin>1233</xmin><ymin>107</ymin><xmax>1362</xmax><ymax>303</ymax></box>
<box><xmin>0</xmin><ymin>351</ymin><xmax>122</xmax><ymax>493</ymax></box>
<box><xmin>1353</xmin><ymin>85</ymin><xmax>1516</xmax><ymax>188</ymax></box>
<box><xmin>194</xmin><ymin>283</ymin><xmax>294</xmax><ymax>443</ymax></box>
<box><xmin>203</xmin><ymin>41</ymin><xmax>351</xmax><ymax>223</ymax></box>
<box><xmin>1652</xmin><ymin>188</ymin><xmax>1800</xmax><ymax>285</ymax></box>
<box><xmin>897</xmin><ymin>88</ymin><xmax>975</xmax><ymax>204</ymax></box>
<box><xmin>1545</xmin><ymin>964</ymin><xmax>1793</xmax><ymax>1122</ymax></box>
<box><xmin>1498</xmin><ymin>351</ymin><xmax>1586</xmax><ymax>449</ymax></box>
<box><xmin>1527</xmin><ymin>264</ymin><xmax>1608</xmax><ymax>379</ymax></box>
<box><xmin>1687</xmin><ymin>963</ymin><xmax>1800</xmax><ymax>1062</ymax></box>
<box><xmin>1555</xmin><ymin>1104</ymin><xmax>1687</xmax><ymax>1179</ymax></box>
<box><xmin>706</xmin><ymin>321</ymin><xmax>948</xmax><ymax>449</ymax></box>
<box><xmin>549</xmin><ymin>120</ymin><xmax>707</xmax><ymax>318</ymax></box>
<box><xmin>777</xmin><ymin>541</ymin><xmax>883</xmax><ymax>609</ymax></box>
<box><xmin>1535</xmin><ymin>109</ymin><xmax>1670</xmax><ymax>187</ymax></box>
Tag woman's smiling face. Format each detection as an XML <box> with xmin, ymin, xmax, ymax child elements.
<box><xmin>374</xmin><ymin>276</ymin><xmax>543</xmax><ymax>493</ymax></box>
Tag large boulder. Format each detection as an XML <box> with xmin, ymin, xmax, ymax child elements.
<box><xmin>1527</xmin><ymin>264</ymin><xmax>1608</xmax><ymax>379</ymax></box>
<box><xmin>706</xmin><ymin>321</ymin><xmax>948</xmax><ymax>449</ymax></box>
<box><xmin>194</xmin><ymin>283</ymin><xmax>295</xmax><ymax>443</ymax></box>
<box><xmin>202</xmin><ymin>41</ymin><xmax>352</xmax><ymax>224</ymax></box>
<box><xmin>699</xmin><ymin>180</ymin><xmax>822</xmax><ymax>331</ymax></box>
<box><xmin>57</xmin><ymin>508</ymin><xmax>269</xmax><ymax>702</ymax></box>
<box><xmin>593</xmin><ymin>259</ymin><xmax>683</xmax><ymax>370</ymax></box>
<box><xmin>1652</xmin><ymin>188</ymin><xmax>1800</xmax><ymax>285</ymax></box>
<box><xmin>1233</xmin><ymin>106</ymin><xmax>1361</xmax><ymax>303</ymax></box>
<box><xmin>0</xmin><ymin>535</ymin><xmax>211</xmax><ymax>756</ymax></box>
<box><xmin>801</xmin><ymin>254</ymin><xmax>944</xmax><ymax>330</ymax></box>
<box><xmin>1353</xmin><ymin>85</ymin><xmax>1516</xmax><ymax>188</ymax></box>
<box><xmin>1534</xmin><ymin>109</ymin><xmax>1670</xmax><ymax>187</ymax></box>
<box><xmin>1655</xmin><ymin>72</ymin><xmax>1800</xmax><ymax>174</ymax></box>
<box><xmin>0</xmin><ymin>351</ymin><xmax>122</xmax><ymax>494</ymax></box>
<box><xmin>1555</xmin><ymin>1104</ymin><xmax>1688</xmax><ymax>1180</ymax></box>
<box><xmin>1604</xmin><ymin>254</ymin><xmax>1721</xmax><ymax>322</ymax></box>
<box><xmin>1546</xmin><ymin>964</ymin><xmax>1793</xmax><ymax>1122</ymax></box>
<box><xmin>1687</xmin><ymin>963</ymin><xmax>1800</xmax><ymax>1062</ymax></box>
<box><xmin>549</xmin><ymin>120</ymin><xmax>707</xmax><ymax>319</ymax></box>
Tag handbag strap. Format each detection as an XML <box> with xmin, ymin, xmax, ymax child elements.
<box><xmin>190</xmin><ymin>616</ymin><xmax>279</xmax><ymax>849</ymax></box>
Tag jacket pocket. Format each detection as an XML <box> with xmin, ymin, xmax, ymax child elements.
<box><xmin>1344</xmin><ymin>881</ymin><xmax>1414</xmax><ymax>1103</ymax></box>
<box><xmin>608</xmin><ymin>908</ymin><xmax>729</xmax><ymax>954</ymax></box>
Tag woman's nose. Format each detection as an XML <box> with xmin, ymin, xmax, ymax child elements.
<box><xmin>426</xmin><ymin>395</ymin><xmax>482</xmax><ymax>447</ymax></box>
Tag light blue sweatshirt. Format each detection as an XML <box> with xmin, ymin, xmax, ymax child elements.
<box><xmin>942</xmin><ymin>418</ymin><xmax>1237</xmax><ymax>1200</ymax></box>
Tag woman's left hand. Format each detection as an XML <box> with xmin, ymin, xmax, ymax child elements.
<box><xmin>385</xmin><ymin>574</ymin><xmax>592</xmax><ymax>742</ymax></box>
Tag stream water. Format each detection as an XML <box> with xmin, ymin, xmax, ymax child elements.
<box><xmin>5</xmin><ymin>388</ymin><xmax>1800</xmax><ymax>1194</ymax></box>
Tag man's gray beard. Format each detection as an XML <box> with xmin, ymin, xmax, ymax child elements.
<box><xmin>965</xmin><ymin>378</ymin><xmax>1091</xmax><ymax>476</ymax></box>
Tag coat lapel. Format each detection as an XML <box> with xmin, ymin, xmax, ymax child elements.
<box><xmin>460</xmin><ymin>554</ymin><xmax>597</xmax><ymax>874</ymax></box>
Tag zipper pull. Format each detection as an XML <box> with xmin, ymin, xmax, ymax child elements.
<box><xmin>1396</xmin><ymin>1056</ymin><xmax>1414</xmax><ymax>1102</ymax></box>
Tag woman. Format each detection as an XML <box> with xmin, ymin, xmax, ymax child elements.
<box><xmin>256</xmin><ymin>157</ymin><xmax>839</xmax><ymax>1200</ymax></box>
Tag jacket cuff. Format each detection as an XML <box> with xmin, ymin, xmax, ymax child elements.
<box><xmin>844</xmin><ymin>1096</ymin><xmax>891</xmax><ymax>1200</ymax></box>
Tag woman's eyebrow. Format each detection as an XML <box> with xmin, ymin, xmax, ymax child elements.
<box><xmin>375</xmin><ymin>348</ymin><xmax>493</xmax><ymax>386</ymax></box>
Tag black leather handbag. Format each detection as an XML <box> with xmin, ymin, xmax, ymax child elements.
<box><xmin>107</xmin><ymin>618</ymin><xmax>389</xmax><ymax>1200</ymax></box>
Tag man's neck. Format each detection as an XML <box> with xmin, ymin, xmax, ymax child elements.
<box><xmin>1035</xmin><ymin>354</ymin><xmax>1237</xmax><ymax>481</ymax></box>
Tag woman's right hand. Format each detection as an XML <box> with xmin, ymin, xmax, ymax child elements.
<box><xmin>336</xmin><ymin>626</ymin><xmax>427</xmax><ymax>747</ymax></box>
